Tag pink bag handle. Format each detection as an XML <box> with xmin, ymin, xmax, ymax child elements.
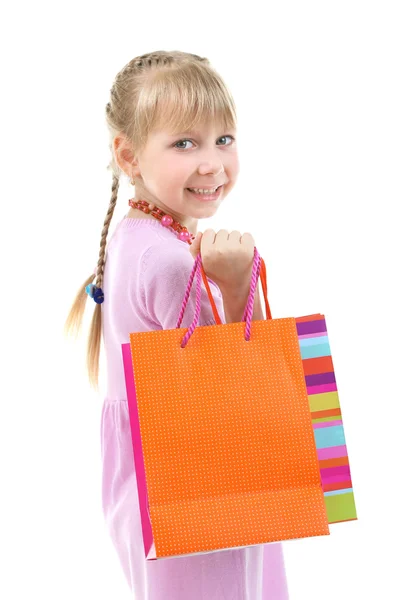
<box><xmin>176</xmin><ymin>247</ymin><xmax>263</xmax><ymax>348</ymax></box>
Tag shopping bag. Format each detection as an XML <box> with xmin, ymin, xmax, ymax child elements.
<box><xmin>121</xmin><ymin>248</ymin><xmax>352</xmax><ymax>560</ymax></box>
<box><xmin>295</xmin><ymin>314</ymin><xmax>357</xmax><ymax>524</ymax></box>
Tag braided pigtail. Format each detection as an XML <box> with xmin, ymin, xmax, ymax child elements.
<box><xmin>63</xmin><ymin>174</ymin><xmax>119</xmax><ymax>390</ymax></box>
<box><xmin>86</xmin><ymin>174</ymin><xmax>120</xmax><ymax>388</ymax></box>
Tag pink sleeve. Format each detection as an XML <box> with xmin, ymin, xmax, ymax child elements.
<box><xmin>139</xmin><ymin>242</ymin><xmax>226</xmax><ymax>330</ymax></box>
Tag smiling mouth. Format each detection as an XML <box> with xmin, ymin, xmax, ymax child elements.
<box><xmin>186</xmin><ymin>185</ymin><xmax>223</xmax><ymax>193</ymax></box>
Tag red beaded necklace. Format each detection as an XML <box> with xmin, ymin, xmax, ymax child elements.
<box><xmin>128</xmin><ymin>198</ymin><xmax>196</xmax><ymax>245</ymax></box>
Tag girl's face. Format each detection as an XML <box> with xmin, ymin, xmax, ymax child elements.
<box><xmin>129</xmin><ymin>120</ymin><xmax>240</xmax><ymax>231</ymax></box>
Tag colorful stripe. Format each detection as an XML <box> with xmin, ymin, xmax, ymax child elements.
<box><xmin>324</xmin><ymin>488</ymin><xmax>353</xmax><ymax>496</ymax></box>
<box><xmin>314</xmin><ymin>425</ymin><xmax>346</xmax><ymax>449</ymax></box>
<box><xmin>319</xmin><ymin>456</ymin><xmax>349</xmax><ymax>468</ymax></box>
<box><xmin>308</xmin><ymin>390</ymin><xmax>340</xmax><ymax>412</ymax></box>
<box><xmin>312</xmin><ymin>408</ymin><xmax>341</xmax><ymax>419</ymax></box>
<box><xmin>295</xmin><ymin>314</ymin><xmax>357</xmax><ymax>524</ymax></box>
<box><xmin>317</xmin><ymin>444</ymin><xmax>347</xmax><ymax>460</ymax></box>
<box><xmin>323</xmin><ymin>480</ymin><xmax>352</xmax><ymax>492</ymax></box>
<box><xmin>313</xmin><ymin>419</ymin><xmax>343</xmax><ymax>429</ymax></box>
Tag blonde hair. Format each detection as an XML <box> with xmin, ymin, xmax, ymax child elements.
<box><xmin>63</xmin><ymin>50</ymin><xmax>237</xmax><ymax>392</ymax></box>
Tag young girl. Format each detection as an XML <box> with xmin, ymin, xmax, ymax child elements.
<box><xmin>64</xmin><ymin>50</ymin><xmax>289</xmax><ymax>599</ymax></box>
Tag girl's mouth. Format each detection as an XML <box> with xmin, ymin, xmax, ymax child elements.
<box><xmin>186</xmin><ymin>185</ymin><xmax>223</xmax><ymax>201</ymax></box>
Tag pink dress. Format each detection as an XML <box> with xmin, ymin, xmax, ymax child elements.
<box><xmin>100</xmin><ymin>216</ymin><xmax>290</xmax><ymax>599</ymax></box>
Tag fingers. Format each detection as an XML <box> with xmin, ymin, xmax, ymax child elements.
<box><xmin>200</xmin><ymin>229</ymin><xmax>255</xmax><ymax>257</ymax></box>
<box><xmin>201</xmin><ymin>229</ymin><xmax>218</xmax><ymax>244</ymax></box>
<box><xmin>213</xmin><ymin>229</ymin><xmax>230</xmax><ymax>251</ymax></box>
<box><xmin>240</xmin><ymin>232</ymin><xmax>255</xmax><ymax>248</ymax></box>
<box><xmin>228</xmin><ymin>230</ymin><xmax>242</xmax><ymax>240</ymax></box>
<box><xmin>202</xmin><ymin>229</ymin><xmax>254</xmax><ymax>243</ymax></box>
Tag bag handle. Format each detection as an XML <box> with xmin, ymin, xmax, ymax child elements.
<box><xmin>176</xmin><ymin>247</ymin><xmax>272</xmax><ymax>348</ymax></box>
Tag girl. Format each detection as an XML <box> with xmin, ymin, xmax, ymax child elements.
<box><xmin>64</xmin><ymin>50</ymin><xmax>289</xmax><ymax>599</ymax></box>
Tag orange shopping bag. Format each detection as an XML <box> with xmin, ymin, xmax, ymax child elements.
<box><xmin>121</xmin><ymin>247</ymin><xmax>330</xmax><ymax>560</ymax></box>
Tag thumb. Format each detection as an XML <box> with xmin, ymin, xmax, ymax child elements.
<box><xmin>189</xmin><ymin>231</ymin><xmax>202</xmax><ymax>259</ymax></box>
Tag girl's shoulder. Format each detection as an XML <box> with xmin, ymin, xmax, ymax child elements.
<box><xmin>140</xmin><ymin>236</ymin><xmax>223</xmax><ymax>299</ymax></box>
<box><xmin>138</xmin><ymin>237</ymin><xmax>224</xmax><ymax>330</ymax></box>
<box><xmin>140</xmin><ymin>236</ymin><xmax>193</xmax><ymax>278</ymax></box>
<box><xmin>116</xmin><ymin>217</ymin><xmax>189</xmax><ymax>257</ymax></box>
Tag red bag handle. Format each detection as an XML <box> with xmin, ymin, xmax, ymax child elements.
<box><xmin>176</xmin><ymin>248</ymin><xmax>272</xmax><ymax>348</ymax></box>
<box><xmin>201</xmin><ymin>256</ymin><xmax>272</xmax><ymax>324</ymax></box>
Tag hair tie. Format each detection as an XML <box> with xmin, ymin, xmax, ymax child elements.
<box><xmin>85</xmin><ymin>283</ymin><xmax>104</xmax><ymax>304</ymax></box>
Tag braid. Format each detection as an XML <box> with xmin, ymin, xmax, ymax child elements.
<box><xmin>118</xmin><ymin>53</ymin><xmax>171</xmax><ymax>80</ymax></box>
<box><xmin>95</xmin><ymin>174</ymin><xmax>119</xmax><ymax>291</ymax></box>
<box><xmin>116</xmin><ymin>51</ymin><xmax>207</xmax><ymax>82</ymax></box>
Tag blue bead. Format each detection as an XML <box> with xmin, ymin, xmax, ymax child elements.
<box><xmin>93</xmin><ymin>287</ymin><xmax>104</xmax><ymax>304</ymax></box>
<box><xmin>85</xmin><ymin>283</ymin><xmax>95</xmax><ymax>297</ymax></box>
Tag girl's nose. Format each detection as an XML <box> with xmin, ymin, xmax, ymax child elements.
<box><xmin>197</xmin><ymin>163</ymin><xmax>224</xmax><ymax>176</ymax></box>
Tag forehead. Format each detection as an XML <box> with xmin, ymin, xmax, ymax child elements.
<box><xmin>153</xmin><ymin>124</ymin><xmax>236</xmax><ymax>139</ymax></box>
<box><xmin>172</xmin><ymin>127</ymin><xmax>231</xmax><ymax>136</ymax></box>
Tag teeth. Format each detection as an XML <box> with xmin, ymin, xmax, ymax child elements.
<box><xmin>188</xmin><ymin>186</ymin><xmax>219</xmax><ymax>194</ymax></box>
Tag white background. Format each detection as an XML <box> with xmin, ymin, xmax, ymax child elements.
<box><xmin>1</xmin><ymin>1</ymin><xmax>399</xmax><ymax>598</ymax></box>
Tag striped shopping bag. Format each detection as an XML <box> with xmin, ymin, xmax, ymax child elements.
<box><xmin>296</xmin><ymin>313</ymin><xmax>357</xmax><ymax>524</ymax></box>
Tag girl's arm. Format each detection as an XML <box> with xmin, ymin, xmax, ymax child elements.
<box><xmin>220</xmin><ymin>282</ymin><xmax>264</xmax><ymax>324</ymax></box>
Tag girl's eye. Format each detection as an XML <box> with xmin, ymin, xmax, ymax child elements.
<box><xmin>174</xmin><ymin>135</ymin><xmax>235</xmax><ymax>150</ymax></box>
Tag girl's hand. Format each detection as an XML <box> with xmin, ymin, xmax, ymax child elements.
<box><xmin>189</xmin><ymin>229</ymin><xmax>256</xmax><ymax>293</ymax></box>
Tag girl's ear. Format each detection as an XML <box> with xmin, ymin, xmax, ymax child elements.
<box><xmin>113</xmin><ymin>134</ymin><xmax>139</xmax><ymax>178</ymax></box>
